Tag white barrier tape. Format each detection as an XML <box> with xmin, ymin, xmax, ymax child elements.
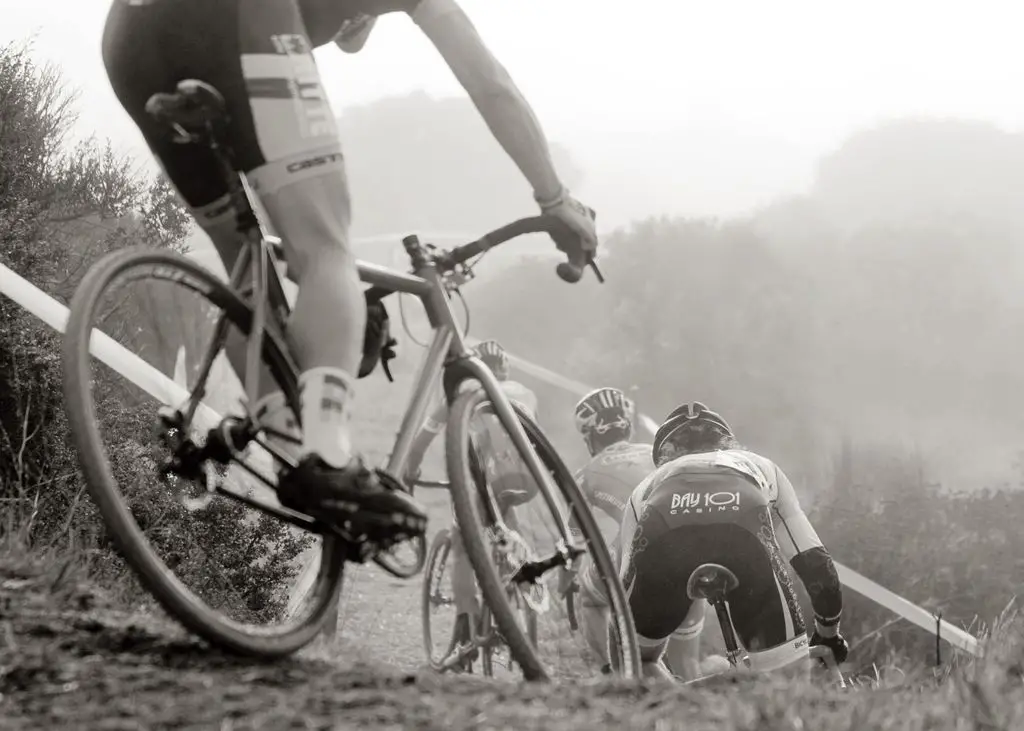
<box><xmin>1</xmin><ymin>260</ymin><xmax>314</xmax><ymax>612</ymax></box>
<box><xmin>466</xmin><ymin>336</ymin><xmax>659</xmax><ymax>436</ymax></box>
<box><xmin>467</xmin><ymin>333</ymin><xmax>981</xmax><ymax>656</ymax></box>
<box><xmin>0</xmin><ymin>262</ymin><xmax>221</xmax><ymax>430</ymax></box>
<box><xmin>838</xmin><ymin>564</ymin><xmax>979</xmax><ymax>656</ymax></box>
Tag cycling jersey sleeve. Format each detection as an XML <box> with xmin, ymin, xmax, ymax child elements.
<box><xmin>568</xmin><ymin>467</ymin><xmax>589</xmax><ymax>540</ymax></box>
<box><xmin>771</xmin><ymin>464</ymin><xmax>844</xmax><ymax>633</ymax></box>
<box><xmin>772</xmin><ymin>466</ymin><xmax>823</xmax><ymax>558</ymax></box>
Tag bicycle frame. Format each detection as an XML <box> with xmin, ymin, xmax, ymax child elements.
<box><xmin>180</xmin><ymin>164</ymin><xmax>577</xmax><ymax>553</ymax></box>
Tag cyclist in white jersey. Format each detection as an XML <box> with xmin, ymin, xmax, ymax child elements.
<box><xmin>561</xmin><ymin>387</ymin><xmax>652</xmax><ymax>672</ymax></box>
<box><xmin>619</xmin><ymin>402</ymin><xmax>849</xmax><ymax>680</ymax></box>
<box><xmin>403</xmin><ymin>340</ymin><xmax>539</xmax><ymax>667</ymax></box>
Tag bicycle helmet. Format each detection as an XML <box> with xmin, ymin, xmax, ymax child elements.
<box><xmin>574</xmin><ymin>387</ymin><xmax>635</xmax><ymax>455</ymax></box>
<box><xmin>652</xmin><ymin>401</ymin><xmax>733</xmax><ymax>466</ymax></box>
<box><xmin>475</xmin><ymin>339</ymin><xmax>509</xmax><ymax>379</ymax></box>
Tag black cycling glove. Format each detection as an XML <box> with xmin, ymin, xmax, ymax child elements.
<box><xmin>810</xmin><ymin>631</ymin><xmax>849</xmax><ymax>664</ymax></box>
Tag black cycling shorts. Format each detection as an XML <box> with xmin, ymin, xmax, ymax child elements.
<box><xmin>621</xmin><ymin>469</ymin><xmax>806</xmax><ymax>651</ymax></box>
<box><xmin>102</xmin><ymin>0</ymin><xmax>356</xmax><ymax>209</ymax></box>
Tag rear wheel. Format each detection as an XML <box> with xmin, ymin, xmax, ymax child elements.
<box><xmin>445</xmin><ymin>387</ymin><xmax>641</xmax><ymax>680</ymax></box>
<box><xmin>62</xmin><ymin>246</ymin><xmax>346</xmax><ymax>657</ymax></box>
<box><xmin>422</xmin><ymin>528</ymin><xmax>458</xmax><ymax>668</ymax></box>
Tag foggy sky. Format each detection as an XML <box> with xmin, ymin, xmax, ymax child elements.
<box><xmin>5</xmin><ymin>0</ymin><xmax>1021</xmax><ymax>228</ymax></box>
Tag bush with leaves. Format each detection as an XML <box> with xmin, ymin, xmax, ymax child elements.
<box><xmin>805</xmin><ymin>441</ymin><xmax>1024</xmax><ymax>666</ymax></box>
<box><xmin>0</xmin><ymin>40</ymin><xmax>307</xmax><ymax>621</ymax></box>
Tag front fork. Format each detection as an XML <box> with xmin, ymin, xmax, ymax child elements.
<box><xmin>443</xmin><ymin>356</ymin><xmax>585</xmax><ymax>592</ymax></box>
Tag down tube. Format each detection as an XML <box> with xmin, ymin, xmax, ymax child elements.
<box><xmin>462</xmin><ymin>357</ymin><xmax>571</xmax><ymax>541</ymax></box>
<box><xmin>386</xmin><ymin>326</ymin><xmax>453</xmax><ymax>476</ymax></box>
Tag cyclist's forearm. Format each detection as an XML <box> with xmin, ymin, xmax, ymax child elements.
<box><xmin>413</xmin><ymin>0</ymin><xmax>563</xmax><ymax>202</ymax></box>
<box><xmin>790</xmin><ymin>546</ymin><xmax>844</xmax><ymax>635</ymax></box>
<box><xmin>467</xmin><ymin>86</ymin><xmax>563</xmax><ymax>202</ymax></box>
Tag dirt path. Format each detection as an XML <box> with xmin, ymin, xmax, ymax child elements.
<box><xmin>8</xmin><ymin>555</ymin><xmax>1015</xmax><ymax>731</ymax></box>
<box><xmin>3</xmin><ymin>552</ymin><xmax>878</xmax><ymax>731</ymax></box>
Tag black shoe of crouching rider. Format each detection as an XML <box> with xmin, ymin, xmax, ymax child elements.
<box><xmin>810</xmin><ymin>630</ymin><xmax>849</xmax><ymax>664</ymax></box>
<box><xmin>276</xmin><ymin>455</ymin><xmax>427</xmax><ymax>537</ymax></box>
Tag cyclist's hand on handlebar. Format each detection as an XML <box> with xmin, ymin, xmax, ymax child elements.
<box><xmin>810</xmin><ymin>629</ymin><xmax>849</xmax><ymax>664</ymax></box>
<box><xmin>536</xmin><ymin>187</ymin><xmax>598</xmax><ymax>281</ymax></box>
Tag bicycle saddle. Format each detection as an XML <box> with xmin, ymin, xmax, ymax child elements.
<box><xmin>145</xmin><ymin>79</ymin><xmax>229</xmax><ymax>138</ymax></box>
<box><xmin>686</xmin><ymin>563</ymin><xmax>739</xmax><ymax>602</ymax></box>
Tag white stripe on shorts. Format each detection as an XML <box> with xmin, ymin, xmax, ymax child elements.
<box><xmin>240</xmin><ymin>53</ymin><xmax>338</xmax><ymax>162</ymax></box>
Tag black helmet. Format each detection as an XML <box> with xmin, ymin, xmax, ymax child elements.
<box><xmin>652</xmin><ymin>401</ymin><xmax>733</xmax><ymax>466</ymax></box>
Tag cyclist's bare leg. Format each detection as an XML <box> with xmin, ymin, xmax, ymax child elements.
<box><xmin>448</xmin><ymin>496</ymin><xmax>520</xmax><ymax>653</ymax></box>
<box><xmin>579</xmin><ymin>601</ymin><xmax>610</xmax><ymax>665</ymax></box>
<box><xmin>638</xmin><ymin>637</ymin><xmax>674</xmax><ymax>680</ymax></box>
<box><xmin>450</xmin><ymin>527</ymin><xmax>482</xmax><ymax>619</ymax></box>
<box><xmin>577</xmin><ymin>552</ymin><xmax>613</xmax><ymax>665</ymax></box>
<box><xmin>448</xmin><ymin>525</ymin><xmax>480</xmax><ymax>667</ymax></box>
<box><xmin>449</xmin><ymin>493</ymin><xmax>517</xmax><ymax>615</ymax></box>
<box><xmin>659</xmin><ymin>598</ymin><xmax>705</xmax><ymax>680</ymax></box>
<box><xmin>250</xmin><ymin>161</ymin><xmax>364</xmax><ymax>467</ymax></box>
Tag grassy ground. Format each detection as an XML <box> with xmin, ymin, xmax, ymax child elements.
<box><xmin>4</xmin><ymin>338</ymin><xmax>1020</xmax><ymax>728</ymax></box>
<box><xmin>4</xmin><ymin>549</ymin><xmax>1023</xmax><ymax>730</ymax></box>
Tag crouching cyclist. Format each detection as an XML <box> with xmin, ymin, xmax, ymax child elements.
<box><xmin>563</xmin><ymin>387</ymin><xmax>653</xmax><ymax>673</ymax></box>
<box><xmin>613</xmin><ymin>401</ymin><xmax>849</xmax><ymax>680</ymax></box>
<box><xmin>403</xmin><ymin>340</ymin><xmax>539</xmax><ymax>668</ymax></box>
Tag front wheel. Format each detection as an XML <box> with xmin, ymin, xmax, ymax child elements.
<box><xmin>445</xmin><ymin>387</ymin><xmax>641</xmax><ymax>680</ymax></box>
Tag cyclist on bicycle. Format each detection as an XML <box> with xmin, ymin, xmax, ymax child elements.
<box><xmin>101</xmin><ymin>0</ymin><xmax>597</xmax><ymax>537</ymax></box>
<box><xmin>562</xmin><ymin>387</ymin><xmax>652</xmax><ymax>672</ymax></box>
<box><xmin>402</xmin><ymin>340</ymin><xmax>539</xmax><ymax>667</ymax></box>
<box><xmin>614</xmin><ymin>402</ymin><xmax>848</xmax><ymax>680</ymax></box>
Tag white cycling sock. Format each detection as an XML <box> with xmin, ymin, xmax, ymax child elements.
<box><xmin>253</xmin><ymin>390</ymin><xmax>302</xmax><ymax>461</ymax></box>
<box><xmin>298</xmin><ymin>366</ymin><xmax>355</xmax><ymax>468</ymax></box>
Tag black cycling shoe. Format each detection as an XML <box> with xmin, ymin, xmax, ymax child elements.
<box><xmin>277</xmin><ymin>455</ymin><xmax>427</xmax><ymax>538</ymax></box>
